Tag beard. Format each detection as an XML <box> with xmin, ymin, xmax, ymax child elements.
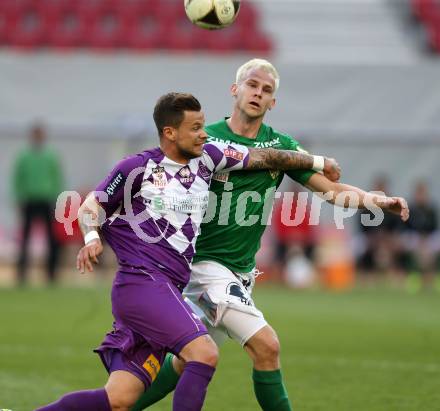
<box><xmin>177</xmin><ymin>144</ymin><xmax>203</xmax><ymax>160</ymax></box>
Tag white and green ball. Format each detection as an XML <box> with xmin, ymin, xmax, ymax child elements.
<box><xmin>184</xmin><ymin>0</ymin><xmax>241</xmax><ymax>30</ymax></box>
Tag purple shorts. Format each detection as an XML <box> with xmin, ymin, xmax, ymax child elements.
<box><xmin>95</xmin><ymin>271</ymin><xmax>207</xmax><ymax>388</ymax></box>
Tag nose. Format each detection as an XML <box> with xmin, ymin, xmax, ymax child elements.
<box><xmin>200</xmin><ymin>130</ymin><xmax>208</xmax><ymax>141</ymax></box>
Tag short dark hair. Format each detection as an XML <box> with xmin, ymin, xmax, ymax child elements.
<box><xmin>153</xmin><ymin>92</ymin><xmax>202</xmax><ymax>137</ymax></box>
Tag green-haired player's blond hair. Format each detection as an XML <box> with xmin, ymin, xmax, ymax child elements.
<box><xmin>235</xmin><ymin>59</ymin><xmax>280</xmax><ymax>91</ymax></box>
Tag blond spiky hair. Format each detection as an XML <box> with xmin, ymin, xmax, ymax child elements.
<box><xmin>235</xmin><ymin>58</ymin><xmax>280</xmax><ymax>91</ymax></box>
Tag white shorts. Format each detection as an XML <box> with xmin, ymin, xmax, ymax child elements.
<box><xmin>184</xmin><ymin>260</ymin><xmax>267</xmax><ymax>346</ymax></box>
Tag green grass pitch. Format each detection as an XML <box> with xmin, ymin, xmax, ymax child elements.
<box><xmin>0</xmin><ymin>285</ymin><xmax>439</xmax><ymax>410</ymax></box>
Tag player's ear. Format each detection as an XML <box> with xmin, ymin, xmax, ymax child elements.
<box><xmin>231</xmin><ymin>83</ymin><xmax>238</xmax><ymax>97</ymax></box>
<box><xmin>162</xmin><ymin>126</ymin><xmax>176</xmax><ymax>142</ymax></box>
<box><xmin>268</xmin><ymin>98</ymin><xmax>276</xmax><ymax>111</ymax></box>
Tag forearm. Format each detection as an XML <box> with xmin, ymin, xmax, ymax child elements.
<box><xmin>325</xmin><ymin>183</ymin><xmax>386</xmax><ymax>209</ymax></box>
<box><xmin>77</xmin><ymin>194</ymin><xmax>105</xmax><ymax>240</ymax></box>
<box><xmin>246</xmin><ymin>148</ymin><xmax>319</xmax><ymax>171</ymax></box>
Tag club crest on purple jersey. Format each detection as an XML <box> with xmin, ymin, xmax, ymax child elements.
<box><xmin>152</xmin><ymin>165</ymin><xmax>168</xmax><ymax>188</ymax></box>
<box><xmin>197</xmin><ymin>162</ymin><xmax>211</xmax><ymax>182</ymax></box>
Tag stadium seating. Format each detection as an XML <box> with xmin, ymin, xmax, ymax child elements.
<box><xmin>0</xmin><ymin>0</ymin><xmax>272</xmax><ymax>53</ymax></box>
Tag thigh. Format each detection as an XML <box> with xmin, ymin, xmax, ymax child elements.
<box><xmin>105</xmin><ymin>368</ymin><xmax>145</xmax><ymax>407</ymax></box>
<box><xmin>185</xmin><ymin>261</ymin><xmax>267</xmax><ymax>346</ymax></box>
<box><xmin>221</xmin><ymin>305</ymin><xmax>268</xmax><ymax>347</ymax></box>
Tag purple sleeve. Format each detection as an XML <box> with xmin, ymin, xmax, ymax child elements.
<box><xmin>203</xmin><ymin>142</ymin><xmax>250</xmax><ymax>173</ymax></box>
<box><xmin>94</xmin><ymin>154</ymin><xmax>145</xmax><ymax>218</ymax></box>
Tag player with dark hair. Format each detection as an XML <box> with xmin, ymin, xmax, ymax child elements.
<box><xmin>35</xmin><ymin>92</ymin><xmax>340</xmax><ymax>411</ymax></box>
<box><xmin>134</xmin><ymin>61</ymin><xmax>409</xmax><ymax>411</ymax></box>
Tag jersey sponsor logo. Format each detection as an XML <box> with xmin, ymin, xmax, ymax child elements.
<box><xmin>142</xmin><ymin>353</ymin><xmax>161</xmax><ymax>381</ymax></box>
<box><xmin>254</xmin><ymin>138</ymin><xmax>281</xmax><ymax>148</ymax></box>
<box><xmin>224</xmin><ymin>148</ymin><xmax>244</xmax><ymax>161</ymax></box>
<box><xmin>207</xmin><ymin>135</ymin><xmax>232</xmax><ymax>145</ymax></box>
<box><xmin>226</xmin><ymin>282</ymin><xmax>252</xmax><ymax>306</ymax></box>
<box><xmin>105</xmin><ymin>171</ymin><xmax>125</xmax><ymax>196</ymax></box>
<box><xmin>212</xmin><ymin>171</ymin><xmax>229</xmax><ymax>182</ymax></box>
<box><xmin>152</xmin><ymin>165</ymin><xmax>168</xmax><ymax>188</ymax></box>
<box><xmin>150</xmin><ymin>192</ymin><xmax>209</xmax><ymax>213</ymax></box>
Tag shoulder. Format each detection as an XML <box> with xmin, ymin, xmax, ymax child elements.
<box><xmin>115</xmin><ymin>148</ymin><xmax>161</xmax><ymax>173</ymax></box>
<box><xmin>141</xmin><ymin>147</ymin><xmax>165</xmax><ymax>163</ymax></box>
<box><xmin>205</xmin><ymin>120</ymin><xmax>235</xmax><ymax>144</ymax></box>
<box><xmin>205</xmin><ymin>119</ymin><xmax>226</xmax><ymax>134</ymax></box>
<box><xmin>265</xmin><ymin>125</ymin><xmax>305</xmax><ymax>151</ymax></box>
<box><xmin>44</xmin><ymin>147</ymin><xmax>62</xmax><ymax>162</ymax></box>
<box><xmin>202</xmin><ymin>141</ymin><xmax>248</xmax><ymax>171</ymax></box>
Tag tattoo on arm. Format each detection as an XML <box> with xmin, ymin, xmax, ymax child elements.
<box><xmin>246</xmin><ymin>148</ymin><xmax>314</xmax><ymax>170</ymax></box>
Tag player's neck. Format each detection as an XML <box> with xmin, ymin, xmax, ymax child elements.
<box><xmin>160</xmin><ymin>143</ymin><xmax>190</xmax><ymax>165</ymax></box>
<box><xmin>227</xmin><ymin>113</ymin><xmax>263</xmax><ymax>139</ymax></box>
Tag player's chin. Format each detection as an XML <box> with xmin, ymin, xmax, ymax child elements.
<box><xmin>245</xmin><ymin>107</ymin><xmax>264</xmax><ymax>118</ymax></box>
<box><xmin>190</xmin><ymin>145</ymin><xmax>205</xmax><ymax>158</ymax></box>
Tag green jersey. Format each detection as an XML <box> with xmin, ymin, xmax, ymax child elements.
<box><xmin>12</xmin><ymin>146</ymin><xmax>63</xmax><ymax>204</ymax></box>
<box><xmin>193</xmin><ymin>119</ymin><xmax>315</xmax><ymax>272</ymax></box>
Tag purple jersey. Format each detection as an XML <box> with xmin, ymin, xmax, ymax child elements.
<box><xmin>95</xmin><ymin>142</ymin><xmax>249</xmax><ymax>287</ymax></box>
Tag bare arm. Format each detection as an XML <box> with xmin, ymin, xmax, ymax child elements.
<box><xmin>246</xmin><ymin>148</ymin><xmax>341</xmax><ymax>182</ymax></box>
<box><xmin>305</xmin><ymin>173</ymin><xmax>409</xmax><ymax>221</ymax></box>
<box><xmin>76</xmin><ymin>193</ymin><xmax>106</xmax><ymax>273</ymax></box>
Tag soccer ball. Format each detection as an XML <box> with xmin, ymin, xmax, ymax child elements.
<box><xmin>184</xmin><ymin>0</ymin><xmax>241</xmax><ymax>30</ymax></box>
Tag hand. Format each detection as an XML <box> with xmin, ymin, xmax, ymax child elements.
<box><xmin>323</xmin><ymin>158</ymin><xmax>341</xmax><ymax>182</ymax></box>
<box><xmin>76</xmin><ymin>239</ymin><xmax>104</xmax><ymax>274</ymax></box>
<box><xmin>377</xmin><ymin>196</ymin><xmax>410</xmax><ymax>222</ymax></box>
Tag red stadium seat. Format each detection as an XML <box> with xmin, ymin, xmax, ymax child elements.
<box><xmin>124</xmin><ymin>10</ymin><xmax>163</xmax><ymax>51</ymax></box>
<box><xmin>235</xmin><ymin>0</ymin><xmax>259</xmax><ymax>30</ymax></box>
<box><xmin>0</xmin><ymin>8</ymin><xmax>8</xmax><ymax>45</ymax></box>
<box><xmin>0</xmin><ymin>0</ymin><xmax>273</xmax><ymax>53</ymax></box>
<box><xmin>411</xmin><ymin>0</ymin><xmax>440</xmax><ymax>53</ymax></box>
<box><xmin>203</xmin><ymin>25</ymin><xmax>242</xmax><ymax>52</ymax></box>
<box><xmin>411</xmin><ymin>0</ymin><xmax>440</xmax><ymax>22</ymax></box>
<box><xmin>88</xmin><ymin>6</ymin><xmax>130</xmax><ymax>49</ymax></box>
<box><xmin>428</xmin><ymin>24</ymin><xmax>440</xmax><ymax>52</ymax></box>
<box><xmin>8</xmin><ymin>2</ymin><xmax>50</xmax><ymax>48</ymax></box>
<box><xmin>46</xmin><ymin>4</ymin><xmax>88</xmax><ymax>48</ymax></box>
<box><xmin>242</xmin><ymin>31</ymin><xmax>273</xmax><ymax>54</ymax></box>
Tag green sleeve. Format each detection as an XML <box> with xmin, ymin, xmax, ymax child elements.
<box><xmin>280</xmin><ymin>135</ymin><xmax>315</xmax><ymax>185</ymax></box>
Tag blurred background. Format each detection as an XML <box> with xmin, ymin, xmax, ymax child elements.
<box><xmin>1</xmin><ymin>0</ymin><xmax>439</xmax><ymax>290</ymax></box>
<box><xmin>1</xmin><ymin>1</ymin><xmax>440</xmax><ymax>410</ymax></box>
